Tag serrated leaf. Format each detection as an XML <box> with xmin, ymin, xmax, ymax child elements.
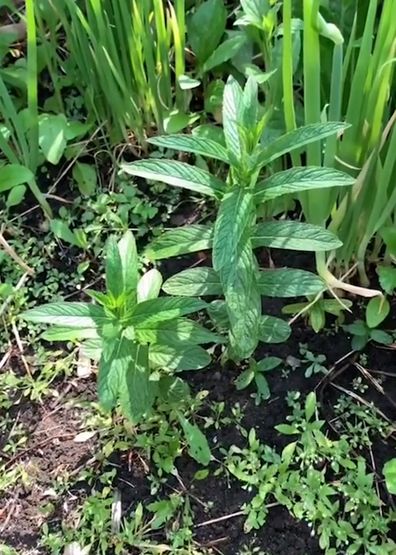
<box><xmin>377</xmin><ymin>266</ymin><xmax>396</xmax><ymax>295</ymax></box>
<box><xmin>259</xmin><ymin>315</ymin><xmax>291</xmax><ymax>343</ymax></box>
<box><xmin>203</xmin><ymin>33</ymin><xmax>247</xmax><ymax>72</ymax></box>
<box><xmin>105</xmin><ymin>236</ymin><xmax>124</xmax><ymax>299</ymax></box>
<box><xmin>222</xmin><ymin>76</ymin><xmax>243</xmax><ymax>162</ymax></box>
<box><xmin>121</xmin><ymin>159</ymin><xmax>225</xmax><ymax>198</ymax></box>
<box><xmin>258</xmin><ymin>269</ymin><xmax>325</xmax><ymax>297</ymax></box>
<box><xmin>21</xmin><ymin>302</ymin><xmax>107</xmax><ymax>328</ymax></box>
<box><xmin>118</xmin><ymin>231</ymin><xmax>138</xmax><ymax>296</ymax></box>
<box><xmin>131</xmin><ymin>297</ymin><xmax>207</xmax><ymax>327</ymax></box>
<box><xmin>163</xmin><ymin>267</ymin><xmax>222</xmax><ymax>296</ymax></box>
<box><xmin>188</xmin><ymin>0</ymin><xmax>227</xmax><ymax>64</ymax></box>
<box><xmin>253</xmin><ymin>221</ymin><xmax>342</xmax><ymax>251</ymax></box>
<box><xmin>366</xmin><ymin>296</ymin><xmax>390</xmax><ymax>328</ymax></box>
<box><xmin>256</xmin><ymin>122</ymin><xmax>349</xmax><ymax>168</ymax></box>
<box><xmin>149</xmin><ymin>344</ymin><xmax>210</xmax><ymax>371</ymax></box>
<box><xmin>145</xmin><ymin>224</ymin><xmax>213</xmax><ymax>260</ymax></box>
<box><xmin>119</xmin><ymin>343</ymin><xmax>156</xmax><ymax>422</ymax></box>
<box><xmin>137</xmin><ymin>269</ymin><xmax>162</xmax><ymax>303</ymax></box>
<box><xmin>159</xmin><ymin>376</ymin><xmax>190</xmax><ymax>404</ymax></box>
<box><xmin>148</xmin><ymin>134</ymin><xmax>229</xmax><ymax>163</ymax></box>
<box><xmin>98</xmin><ymin>337</ymin><xmax>128</xmax><ymax>411</ymax></box>
<box><xmin>42</xmin><ymin>326</ymin><xmax>99</xmax><ymax>342</ymax></box>
<box><xmin>179</xmin><ymin>416</ymin><xmax>211</xmax><ymax>465</ymax></box>
<box><xmin>255</xmin><ymin>167</ymin><xmax>354</xmax><ymax>202</ymax></box>
<box><xmin>0</xmin><ymin>164</ymin><xmax>33</xmax><ymax>193</ymax></box>
<box><xmin>136</xmin><ymin>317</ymin><xmax>223</xmax><ymax>345</ymax></box>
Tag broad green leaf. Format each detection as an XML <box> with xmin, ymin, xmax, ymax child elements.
<box><xmin>136</xmin><ymin>318</ymin><xmax>223</xmax><ymax>345</ymax></box>
<box><xmin>305</xmin><ymin>392</ymin><xmax>317</xmax><ymax>421</ymax></box>
<box><xmin>258</xmin><ymin>269</ymin><xmax>325</xmax><ymax>297</ymax></box>
<box><xmin>275</xmin><ymin>424</ymin><xmax>299</xmax><ymax>435</ymax></box>
<box><xmin>42</xmin><ymin>326</ymin><xmax>99</xmax><ymax>342</ymax></box>
<box><xmin>163</xmin><ymin>110</ymin><xmax>195</xmax><ymax>134</ymax></box>
<box><xmin>235</xmin><ymin>367</ymin><xmax>255</xmax><ymax>390</ymax></box>
<box><xmin>163</xmin><ymin>267</ymin><xmax>222</xmax><ymax>297</ymax></box>
<box><xmin>178</xmin><ymin>74</ymin><xmax>201</xmax><ymax>90</ymax></box>
<box><xmin>0</xmin><ymin>164</ymin><xmax>33</xmax><ymax>193</ymax></box>
<box><xmin>380</xmin><ymin>227</ymin><xmax>396</xmax><ymax>257</ymax></box>
<box><xmin>254</xmin><ymin>373</ymin><xmax>270</xmax><ymax>400</ymax></box>
<box><xmin>148</xmin><ymin>135</ymin><xmax>229</xmax><ymax>163</ymax></box>
<box><xmin>118</xmin><ymin>231</ymin><xmax>138</xmax><ymax>296</ymax></box>
<box><xmin>137</xmin><ymin>269</ymin><xmax>163</xmax><ymax>303</ymax></box>
<box><xmin>188</xmin><ymin>0</ymin><xmax>227</xmax><ymax>64</ymax></box>
<box><xmin>50</xmin><ymin>219</ymin><xmax>87</xmax><ymax>249</ymax></box>
<box><xmin>252</xmin><ymin>221</ymin><xmax>342</xmax><ymax>251</ymax></box>
<box><xmin>149</xmin><ymin>343</ymin><xmax>211</xmax><ymax>371</ymax></box>
<box><xmin>213</xmin><ymin>189</ymin><xmax>254</xmax><ymax>274</ymax></box>
<box><xmin>383</xmin><ymin>459</ymin><xmax>396</xmax><ymax>495</ymax></box>
<box><xmin>72</xmin><ymin>162</ymin><xmax>97</xmax><ymax>197</ymax></box>
<box><xmin>259</xmin><ymin>315</ymin><xmax>291</xmax><ymax>343</ymax></box>
<box><xmin>98</xmin><ymin>336</ymin><xmax>127</xmax><ymax>411</ymax></box>
<box><xmin>255</xmin><ymin>167</ymin><xmax>354</xmax><ymax>201</ymax></box>
<box><xmin>256</xmin><ymin>357</ymin><xmax>282</xmax><ymax>373</ymax></box>
<box><xmin>222</xmin><ymin>76</ymin><xmax>243</xmax><ymax>163</ymax></box>
<box><xmin>81</xmin><ymin>339</ymin><xmax>103</xmax><ymax>361</ymax></box>
<box><xmin>159</xmin><ymin>376</ymin><xmax>190</xmax><ymax>404</ymax></box>
<box><xmin>207</xmin><ymin>299</ymin><xmax>229</xmax><ymax>330</ymax></box>
<box><xmin>121</xmin><ymin>159</ymin><xmax>225</xmax><ymax>198</ymax></box>
<box><xmin>119</xmin><ymin>343</ymin><xmax>156</xmax><ymax>422</ymax></box>
<box><xmin>377</xmin><ymin>266</ymin><xmax>396</xmax><ymax>295</ymax></box>
<box><xmin>256</xmin><ymin>122</ymin><xmax>349</xmax><ymax>168</ymax></box>
<box><xmin>366</xmin><ymin>296</ymin><xmax>390</xmax><ymax>329</ymax></box>
<box><xmin>179</xmin><ymin>415</ymin><xmax>211</xmax><ymax>465</ymax></box>
<box><xmin>145</xmin><ymin>224</ymin><xmax>213</xmax><ymax>260</ymax></box>
<box><xmin>21</xmin><ymin>302</ymin><xmax>108</xmax><ymax>328</ymax></box>
<box><xmin>6</xmin><ymin>184</ymin><xmax>26</xmax><ymax>207</ymax></box>
<box><xmin>105</xmin><ymin>235</ymin><xmax>124</xmax><ymax>299</ymax></box>
<box><xmin>131</xmin><ymin>298</ymin><xmax>207</xmax><ymax>327</ymax></box>
<box><xmin>38</xmin><ymin>114</ymin><xmax>67</xmax><ymax>164</ymax></box>
<box><xmin>240</xmin><ymin>77</ymin><xmax>258</xmax><ymax>132</ymax></box>
<box><xmin>370</xmin><ymin>329</ymin><xmax>393</xmax><ymax>345</ymax></box>
<box><xmin>203</xmin><ymin>33</ymin><xmax>247</xmax><ymax>72</ymax></box>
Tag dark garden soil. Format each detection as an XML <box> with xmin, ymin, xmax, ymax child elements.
<box><xmin>2</xmin><ymin>296</ymin><xmax>396</xmax><ymax>554</ymax></box>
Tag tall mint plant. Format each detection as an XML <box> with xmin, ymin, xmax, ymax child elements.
<box><xmin>122</xmin><ymin>77</ymin><xmax>354</xmax><ymax>361</ymax></box>
<box><xmin>20</xmin><ymin>232</ymin><xmax>221</xmax><ymax>425</ymax></box>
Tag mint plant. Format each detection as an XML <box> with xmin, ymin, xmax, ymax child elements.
<box><xmin>122</xmin><ymin>77</ymin><xmax>354</xmax><ymax>361</ymax></box>
<box><xmin>20</xmin><ymin>231</ymin><xmax>221</xmax><ymax>425</ymax></box>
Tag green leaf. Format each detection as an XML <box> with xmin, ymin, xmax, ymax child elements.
<box><xmin>254</xmin><ymin>373</ymin><xmax>270</xmax><ymax>400</ymax></box>
<box><xmin>163</xmin><ymin>111</ymin><xmax>193</xmax><ymax>134</ymax></box>
<box><xmin>275</xmin><ymin>424</ymin><xmax>299</xmax><ymax>435</ymax></box>
<box><xmin>256</xmin><ymin>356</ymin><xmax>282</xmax><ymax>373</ymax></box>
<box><xmin>21</xmin><ymin>302</ymin><xmax>107</xmax><ymax>328</ymax></box>
<box><xmin>213</xmin><ymin>189</ymin><xmax>254</xmax><ymax>274</ymax></box>
<box><xmin>121</xmin><ymin>159</ymin><xmax>225</xmax><ymax>198</ymax></box>
<box><xmin>145</xmin><ymin>224</ymin><xmax>213</xmax><ymax>260</ymax></box>
<box><xmin>50</xmin><ymin>219</ymin><xmax>86</xmax><ymax>248</ymax></box>
<box><xmin>377</xmin><ymin>266</ymin><xmax>396</xmax><ymax>295</ymax></box>
<box><xmin>119</xmin><ymin>343</ymin><xmax>156</xmax><ymax>422</ymax></box>
<box><xmin>257</xmin><ymin>122</ymin><xmax>349</xmax><ymax>168</ymax></box>
<box><xmin>235</xmin><ymin>367</ymin><xmax>255</xmax><ymax>390</ymax></box>
<box><xmin>380</xmin><ymin>227</ymin><xmax>396</xmax><ymax>257</ymax></box>
<box><xmin>383</xmin><ymin>459</ymin><xmax>396</xmax><ymax>495</ymax></box>
<box><xmin>163</xmin><ymin>267</ymin><xmax>222</xmax><ymax>297</ymax></box>
<box><xmin>310</xmin><ymin>303</ymin><xmax>326</xmax><ymax>333</ymax></box>
<box><xmin>188</xmin><ymin>0</ymin><xmax>227</xmax><ymax>64</ymax></box>
<box><xmin>178</xmin><ymin>74</ymin><xmax>201</xmax><ymax>90</ymax></box>
<box><xmin>258</xmin><ymin>269</ymin><xmax>325</xmax><ymax>297</ymax></box>
<box><xmin>105</xmin><ymin>235</ymin><xmax>124</xmax><ymax>300</ymax></box>
<box><xmin>38</xmin><ymin>114</ymin><xmax>67</xmax><ymax>164</ymax></box>
<box><xmin>131</xmin><ymin>298</ymin><xmax>207</xmax><ymax>327</ymax></box>
<box><xmin>366</xmin><ymin>296</ymin><xmax>390</xmax><ymax>328</ymax></box>
<box><xmin>179</xmin><ymin>416</ymin><xmax>211</xmax><ymax>465</ymax></box>
<box><xmin>207</xmin><ymin>300</ymin><xmax>229</xmax><ymax>330</ymax></box>
<box><xmin>240</xmin><ymin>77</ymin><xmax>259</xmax><ymax>132</ymax></box>
<box><xmin>344</xmin><ymin>320</ymin><xmax>368</xmax><ymax>336</ymax></box>
<box><xmin>0</xmin><ymin>164</ymin><xmax>33</xmax><ymax>193</ymax></box>
<box><xmin>149</xmin><ymin>344</ymin><xmax>211</xmax><ymax>371</ymax></box>
<box><xmin>72</xmin><ymin>162</ymin><xmax>97</xmax><ymax>197</ymax></box>
<box><xmin>203</xmin><ymin>33</ymin><xmax>247</xmax><ymax>72</ymax></box>
<box><xmin>259</xmin><ymin>316</ymin><xmax>291</xmax><ymax>343</ymax></box>
<box><xmin>137</xmin><ymin>269</ymin><xmax>163</xmax><ymax>303</ymax></box>
<box><xmin>42</xmin><ymin>326</ymin><xmax>99</xmax><ymax>342</ymax></box>
<box><xmin>136</xmin><ymin>318</ymin><xmax>223</xmax><ymax>345</ymax></box>
<box><xmin>222</xmin><ymin>76</ymin><xmax>243</xmax><ymax>163</ymax></box>
<box><xmin>255</xmin><ymin>167</ymin><xmax>354</xmax><ymax>201</ymax></box>
<box><xmin>148</xmin><ymin>134</ymin><xmax>229</xmax><ymax>163</ymax></box>
<box><xmin>305</xmin><ymin>392</ymin><xmax>317</xmax><ymax>421</ymax></box>
<box><xmin>159</xmin><ymin>376</ymin><xmax>190</xmax><ymax>404</ymax></box>
<box><xmin>370</xmin><ymin>329</ymin><xmax>393</xmax><ymax>346</ymax></box>
<box><xmin>6</xmin><ymin>184</ymin><xmax>26</xmax><ymax>207</ymax></box>
<box><xmin>253</xmin><ymin>221</ymin><xmax>342</xmax><ymax>251</ymax></box>
<box><xmin>351</xmin><ymin>333</ymin><xmax>369</xmax><ymax>351</ymax></box>
<box><xmin>118</xmin><ymin>231</ymin><xmax>138</xmax><ymax>296</ymax></box>
<box><xmin>98</xmin><ymin>337</ymin><xmax>126</xmax><ymax>411</ymax></box>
